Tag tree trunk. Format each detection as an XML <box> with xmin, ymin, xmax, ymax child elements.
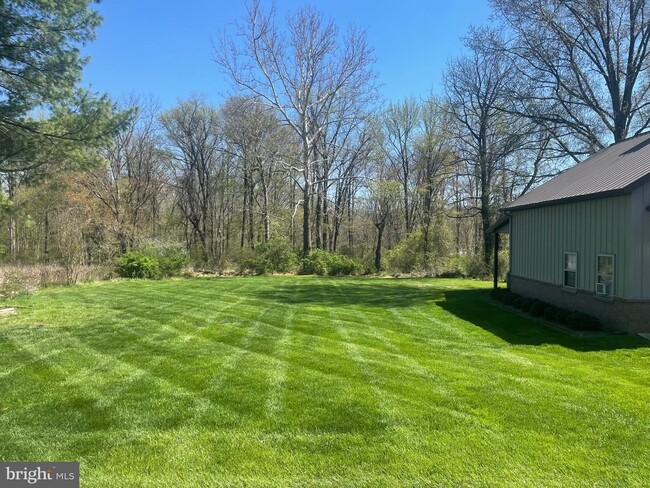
<box><xmin>403</xmin><ymin>179</ymin><xmax>410</xmax><ymax>234</ymax></box>
<box><xmin>7</xmin><ymin>174</ymin><xmax>17</xmax><ymax>262</ymax></box>
<box><xmin>290</xmin><ymin>180</ymin><xmax>296</xmax><ymax>250</ymax></box>
<box><xmin>240</xmin><ymin>170</ymin><xmax>248</xmax><ymax>248</ymax></box>
<box><xmin>247</xmin><ymin>177</ymin><xmax>255</xmax><ymax>249</ymax></box>
<box><xmin>44</xmin><ymin>211</ymin><xmax>50</xmax><ymax>264</ymax></box>
<box><xmin>481</xmin><ymin>192</ymin><xmax>493</xmax><ymax>268</ymax></box>
<box><xmin>119</xmin><ymin>232</ymin><xmax>128</xmax><ymax>254</ymax></box>
<box><xmin>260</xmin><ymin>173</ymin><xmax>271</xmax><ymax>242</ymax></box>
<box><xmin>347</xmin><ymin>196</ymin><xmax>354</xmax><ymax>252</ymax></box>
<box><xmin>374</xmin><ymin>222</ymin><xmax>385</xmax><ymax>271</ymax></box>
<box><xmin>302</xmin><ymin>181</ymin><xmax>311</xmax><ymax>254</ymax></box>
<box><xmin>315</xmin><ymin>184</ymin><xmax>322</xmax><ymax>249</ymax></box>
<box><xmin>322</xmin><ymin>192</ymin><xmax>330</xmax><ymax>251</ymax></box>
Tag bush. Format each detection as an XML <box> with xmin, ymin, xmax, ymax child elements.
<box><xmin>239</xmin><ymin>238</ymin><xmax>298</xmax><ymax>275</ymax></box>
<box><xmin>384</xmin><ymin>226</ymin><xmax>451</xmax><ymax>274</ymax></box>
<box><xmin>157</xmin><ymin>253</ymin><xmax>188</xmax><ymax>277</ymax></box>
<box><xmin>299</xmin><ymin>249</ymin><xmax>329</xmax><ymax>276</ymax></box>
<box><xmin>327</xmin><ymin>254</ymin><xmax>359</xmax><ymax>276</ymax></box>
<box><xmin>464</xmin><ymin>254</ymin><xmax>491</xmax><ymax>279</ymax></box>
<box><xmin>497</xmin><ymin>249</ymin><xmax>509</xmax><ymax>282</ymax></box>
<box><xmin>438</xmin><ymin>270</ymin><xmax>464</xmax><ymax>278</ymax></box>
<box><xmin>259</xmin><ymin>238</ymin><xmax>297</xmax><ymax>273</ymax></box>
<box><xmin>138</xmin><ymin>239</ymin><xmax>189</xmax><ymax>277</ymax></box>
<box><xmin>566</xmin><ymin>312</ymin><xmax>602</xmax><ymax>331</ymax></box>
<box><xmin>299</xmin><ymin>249</ymin><xmax>360</xmax><ymax>276</ymax></box>
<box><xmin>490</xmin><ymin>288</ymin><xmax>509</xmax><ymax>302</ymax></box>
<box><xmin>543</xmin><ymin>305</ymin><xmax>559</xmax><ymax>321</ymax></box>
<box><xmin>116</xmin><ymin>252</ymin><xmax>160</xmax><ymax>279</ymax></box>
<box><xmin>555</xmin><ymin>308</ymin><xmax>570</xmax><ymax>324</ymax></box>
<box><xmin>384</xmin><ymin>232</ymin><xmax>425</xmax><ymax>274</ymax></box>
<box><xmin>519</xmin><ymin>298</ymin><xmax>534</xmax><ymax>312</ymax></box>
<box><xmin>490</xmin><ymin>288</ymin><xmax>513</xmax><ymax>303</ymax></box>
<box><xmin>489</xmin><ymin>287</ymin><xmax>602</xmax><ymax>331</ymax></box>
<box><xmin>529</xmin><ymin>300</ymin><xmax>547</xmax><ymax>317</ymax></box>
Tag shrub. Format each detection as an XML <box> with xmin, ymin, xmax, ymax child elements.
<box><xmin>587</xmin><ymin>315</ymin><xmax>604</xmax><ymax>331</ymax></box>
<box><xmin>438</xmin><ymin>270</ymin><xmax>464</xmax><ymax>278</ymax></box>
<box><xmin>138</xmin><ymin>239</ymin><xmax>189</xmax><ymax>277</ymax></box>
<box><xmin>239</xmin><ymin>238</ymin><xmax>297</xmax><ymax>275</ymax></box>
<box><xmin>238</xmin><ymin>258</ymin><xmax>262</xmax><ymax>275</ymax></box>
<box><xmin>384</xmin><ymin>232</ymin><xmax>425</xmax><ymax>274</ymax></box>
<box><xmin>497</xmin><ymin>249</ymin><xmax>509</xmax><ymax>282</ymax></box>
<box><xmin>529</xmin><ymin>300</ymin><xmax>547</xmax><ymax>317</ymax></box>
<box><xmin>464</xmin><ymin>254</ymin><xmax>491</xmax><ymax>279</ymax></box>
<box><xmin>299</xmin><ymin>249</ymin><xmax>330</xmax><ymax>276</ymax></box>
<box><xmin>116</xmin><ymin>252</ymin><xmax>160</xmax><ymax>279</ymax></box>
<box><xmin>543</xmin><ymin>305</ymin><xmax>559</xmax><ymax>321</ymax></box>
<box><xmin>442</xmin><ymin>255</ymin><xmax>466</xmax><ymax>278</ymax></box>
<box><xmin>566</xmin><ymin>312</ymin><xmax>602</xmax><ymax>331</ymax></box>
<box><xmin>157</xmin><ymin>253</ymin><xmax>189</xmax><ymax>277</ymax></box>
<box><xmin>385</xmin><ymin>227</ymin><xmax>450</xmax><ymax>274</ymax></box>
<box><xmin>490</xmin><ymin>288</ymin><xmax>513</xmax><ymax>303</ymax></box>
<box><xmin>490</xmin><ymin>288</ymin><xmax>503</xmax><ymax>301</ymax></box>
<box><xmin>489</xmin><ymin>287</ymin><xmax>602</xmax><ymax>331</ymax></box>
<box><xmin>555</xmin><ymin>308</ymin><xmax>570</xmax><ymax>324</ymax></box>
<box><xmin>519</xmin><ymin>298</ymin><xmax>534</xmax><ymax>312</ymax></box>
<box><xmin>299</xmin><ymin>249</ymin><xmax>360</xmax><ymax>276</ymax></box>
<box><xmin>327</xmin><ymin>253</ymin><xmax>359</xmax><ymax>276</ymax></box>
<box><xmin>0</xmin><ymin>267</ymin><xmax>32</xmax><ymax>298</ymax></box>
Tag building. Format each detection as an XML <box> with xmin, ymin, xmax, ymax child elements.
<box><xmin>494</xmin><ymin>133</ymin><xmax>650</xmax><ymax>333</ymax></box>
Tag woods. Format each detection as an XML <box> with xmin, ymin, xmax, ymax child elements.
<box><xmin>1</xmin><ymin>0</ymin><xmax>649</xmax><ymax>279</ymax></box>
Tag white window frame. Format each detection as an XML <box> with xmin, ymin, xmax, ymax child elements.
<box><xmin>563</xmin><ymin>252</ymin><xmax>577</xmax><ymax>289</ymax></box>
<box><xmin>596</xmin><ymin>254</ymin><xmax>615</xmax><ymax>297</ymax></box>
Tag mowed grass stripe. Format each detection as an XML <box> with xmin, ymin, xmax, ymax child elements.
<box><xmin>265</xmin><ymin>303</ymin><xmax>295</xmax><ymax>421</ymax></box>
<box><xmin>0</xmin><ymin>276</ymin><xmax>649</xmax><ymax>486</ymax></box>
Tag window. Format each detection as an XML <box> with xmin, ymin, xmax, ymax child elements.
<box><xmin>564</xmin><ymin>252</ymin><xmax>577</xmax><ymax>288</ymax></box>
<box><xmin>596</xmin><ymin>254</ymin><xmax>614</xmax><ymax>296</ymax></box>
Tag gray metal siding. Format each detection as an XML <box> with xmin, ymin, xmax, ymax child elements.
<box><xmin>510</xmin><ymin>195</ymin><xmax>632</xmax><ymax>298</ymax></box>
<box><xmin>630</xmin><ymin>181</ymin><xmax>650</xmax><ymax>297</ymax></box>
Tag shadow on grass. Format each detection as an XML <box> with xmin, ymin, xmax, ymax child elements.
<box><xmin>255</xmin><ymin>279</ymin><xmax>648</xmax><ymax>352</ymax></box>
<box><xmin>254</xmin><ymin>279</ymin><xmax>444</xmax><ymax>309</ymax></box>
<box><xmin>439</xmin><ymin>289</ymin><xmax>649</xmax><ymax>352</ymax></box>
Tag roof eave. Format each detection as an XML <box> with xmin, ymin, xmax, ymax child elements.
<box><xmin>503</xmin><ymin>188</ymin><xmax>631</xmax><ymax>212</ymax></box>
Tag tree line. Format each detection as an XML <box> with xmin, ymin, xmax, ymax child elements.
<box><xmin>3</xmin><ymin>0</ymin><xmax>650</xmax><ymax>277</ymax></box>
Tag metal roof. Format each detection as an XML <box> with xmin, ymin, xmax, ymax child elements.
<box><xmin>505</xmin><ymin>132</ymin><xmax>650</xmax><ymax>210</ymax></box>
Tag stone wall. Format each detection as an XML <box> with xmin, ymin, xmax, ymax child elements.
<box><xmin>510</xmin><ymin>274</ymin><xmax>650</xmax><ymax>334</ymax></box>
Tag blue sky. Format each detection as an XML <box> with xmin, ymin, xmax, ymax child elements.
<box><xmin>81</xmin><ymin>1</ymin><xmax>492</xmax><ymax>108</ymax></box>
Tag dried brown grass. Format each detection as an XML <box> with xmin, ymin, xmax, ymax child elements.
<box><xmin>0</xmin><ymin>264</ymin><xmax>113</xmax><ymax>298</ymax></box>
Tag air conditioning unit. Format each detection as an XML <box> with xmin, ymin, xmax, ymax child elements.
<box><xmin>596</xmin><ymin>283</ymin><xmax>611</xmax><ymax>295</ymax></box>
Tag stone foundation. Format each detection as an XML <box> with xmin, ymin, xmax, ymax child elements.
<box><xmin>510</xmin><ymin>275</ymin><xmax>650</xmax><ymax>334</ymax></box>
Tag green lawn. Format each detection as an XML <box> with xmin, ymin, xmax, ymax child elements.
<box><xmin>1</xmin><ymin>276</ymin><xmax>649</xmax><ymax>487</ymax></box>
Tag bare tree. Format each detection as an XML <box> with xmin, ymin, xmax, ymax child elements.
<box><xmin>80</xmin><ymin>97</ymin><xmax>166</xmax><ymax>254</ymax></box>
<box><xmin>416</xmin><ymin>97</ymin><xmax>453</xmax><ymax>262</ymax></box>
<box><xmin>492</xmin><ymin>0</ymin><xmax>650</xmax><ymax>154</ymax></box>
<box><xmin>369</xmin><ymin>162</ymin><xmax>399</xmax><ymax>272</ymax></box>
<box><xmin>161</xmin><ymin>97</ymin><xmax>224</xmax><ymax>263</ymax></box>
<box><xmin>382</xmin><ymin>98</ymin><xmax>421</xmax><ymax>235</ymax></box>
<box><xmin>444</xmin><ymin>31</ymin><xmax>535</xmax><ymax>268</ymax></box>
<box><xmin>216</xmin><ymin>0</ymin><xmax>377</xmax><ymax>253</ymax></box>
<box><xmin>327</xmin><ymin>121</ymin><xmax>374</xmax><ymax>252</ymax></box>
<box><xmin>221</xmin><ymin>96</ymin><xmax>287</xmax><ymax>246</ymax></box>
